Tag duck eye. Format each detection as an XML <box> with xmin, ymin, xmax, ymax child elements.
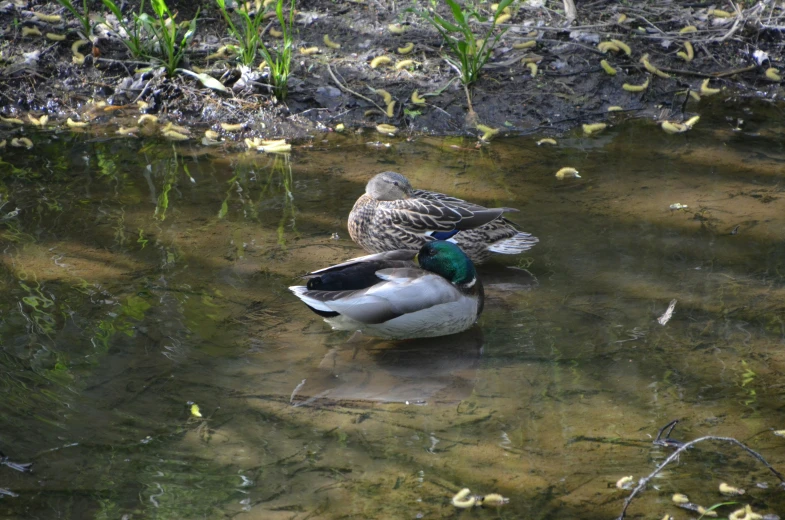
<box><xmin>393</xmin><ymin>181</ymin><xmax>399</xmax><ymax>187</ymax></box>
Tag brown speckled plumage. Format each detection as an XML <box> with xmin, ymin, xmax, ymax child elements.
<box><xmin>348</xmin><ymin>172</ymin><xmax>538</xmax><ymax>264</ymax></box>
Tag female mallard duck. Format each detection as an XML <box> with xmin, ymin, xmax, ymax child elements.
<box><xmin>348</xmin><ymin>171</ymin><xmax>538</xmax><ymax>264</ymax></box>
<box><xmin>289</xmin><ymin>241</ymin><xmax>483</xmax><ymax>339</ymax></box>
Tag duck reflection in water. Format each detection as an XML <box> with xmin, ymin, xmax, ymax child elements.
<box><xmin>290</xmin><ymin>327</ymin><xmax>484</xmax><ymax>406</ymax></box>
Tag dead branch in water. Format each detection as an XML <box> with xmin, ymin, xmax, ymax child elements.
<box><xmin>617</xmin><ymin>433</ymin><xmax>784</xmax><ymax>520</ymax></box>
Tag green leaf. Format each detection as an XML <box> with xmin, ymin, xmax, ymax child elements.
<box><xmin>151</xmin><ymin>0</ymin><xmax>167</xmax><ymax>18</ymax></box>
<box><xmin>101</xmin><ymin>0</ymin><xmax>123</xmax><ymax>20</ymax></box>
<box><xmin>497</xmin><ymin>0</ymin><xmax>514</xmax><ymax>13</ymax></box>
<box><xmin>445</xmin><ymin>0</ymin><xmax>466</xmax><ymax>26</ymax></box>
<box><xmin>431</xmin><ymin>12</ymin><xmax>460</xmax><ymax>33</ymax></box>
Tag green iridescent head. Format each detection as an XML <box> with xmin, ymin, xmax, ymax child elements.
<box><xmin>416</xmin><ymin>241</ymin><xmax>476</xmax><ymax>285</ymax></box>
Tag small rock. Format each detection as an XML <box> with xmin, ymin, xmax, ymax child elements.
<box><xmin>316</xmin><ymin>86</ymin><xmax>341</xmax><ymax>97</ymax></box>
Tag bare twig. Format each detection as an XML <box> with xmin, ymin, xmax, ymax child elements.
<box><xmin>617</xmin><ymin>435</ymin><xmax>784</xmax><ymax>520</ymax></box>
<box><xmin>563</xmin><ymin>0</ymin><xmax>577</xmax><ymax>25</ymax></box>
<box><xmin>325</xmin><ymin>63</ymin><xmax>387</xmax><ymax>115</ymax></box>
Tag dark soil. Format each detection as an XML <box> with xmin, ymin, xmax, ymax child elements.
<box><xmin>0</xmin><ymin>0</ymin><xmax>783</xmax><ymax>142</ymax></box>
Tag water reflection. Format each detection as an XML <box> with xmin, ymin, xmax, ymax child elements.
<box><xmin>292</xmin><ymin>328</ymin><xmax>484</xmax><ymax>406</ymax></box>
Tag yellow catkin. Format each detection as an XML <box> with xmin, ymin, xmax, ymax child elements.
<box><xmin>66</xmin><ymin>118</ymin><xmax>88</xmax><ymax>128</ymax></box>
<box><xmin>375</xmin><ymin>89</ymin><xmax>392</xmax><ymax>104</ymax></box>
<box><xmin>370</xmin><ymin>56</ymin><xmax>392</xmax><ymax>68</ymax></box>
<box><xmin>162</xmin><ymin>130</ymin><xmax>189</xmax><ymax>141</ymax></box>
<box><xmin>597</xmin><ymin>41</ymin><xmax>620</xmax><ymax>53</ymax></box>
<box><xmin>513</xmin><ymin>40</ymin><xmax>536</xmax><ymax>49</ymax></box>
<box><xmin>700</xmin><ymin>78</ymin><xmax>721</xmax><ymax>95</ymax></box>
<box><xmin>34</xmin><ymin>13</ymin><xmax>62</xmax><ymax>23</ymax></box>
<box><xmin>526</xmin><ymin>62</ymin><xmax>537</xmax><ymax>77</ymax></box>
<box><xmin>709</xmin><ymin>9</ymin><xmax>734</xmax><ymax>18</ymax></box>
<box><xmin>476</xmin><ymin>124</ymin><xmax>499</xmax><ymax>141</ymax></box>
<box><xmin>610</xmin><ymin>39</ymin><xmax>631</xmax><ymax>56</ymax></box>
<box><xmin>719</xmin><ymin>482</ymin><xmax>745</xmax><ymax>495</ymax></box>
<box><xmin>411</xmin><ymin>91</ymin><xmax>425</xmax><ymax>105</ymax></box>
<box><xmin>623</xmin><ymin>76</ymin><xmax>650</xmax><ymax>92</ymax></box>
<box><xmin>640</xmin><ymin>54</ymin><xmax>670</xmax><ymax>78</ymax></box>
<box><xmin>765</xmin><ymin>68</ymin><xmax>781</xmax><ymax>81</ymax></box>
<box><xmin>388</xmin><ymin>23</ymin><xmax>406</xmax><ymax>34</ymax></box>
<box><xmin>45</xmin><ymin>33</ymin><xmax>66</xmax><ymax>41</ymax></box>
<box><xmin>397</xmin><ymin>42</ymin><xmax>414</xmax><ymax>54</ymax></box>
<box><xmin>269</xmin><ymin>28</ymin><xmax>283</xmax><ymax>38</ymax></box>
<box><xmin>607</xmin><ymin>106</ymin><xmax>623</xmax><ymax>111</ymax></box>
<box><xmin>617</xmin><ymin>13</ymin><xmax>627</xmax><ymax>23</ymax></box>
<box><xmin>162</xmin><ymin>122</ymin><xmax>188</xmax><ymax>134</ymax></box>
<box><xmin>116</xmin><ymin>126</ymin><xmax>139</xmax><ymax>136</ymax></box>
<box><xmin>27</xmin><ymin>114</ymin><xmax>48</xmax><ymax>126</ymax></box>
<box><xmin>323</xmin><ymin>35</ymin><xmax>340</xmax><ymax>49</ymax></box>
<box><xmin>661</xmin><ymin>121</ymin><xmax>688</xmax><ymax>134</ymax></box>
<box><xmin>679</xmin><ymin>25</ymin><xmax>697</xmax><ymax>34</ymax></box>
<box><xmin>376</xmin><ymin>124</ymin><xmax>398</xmax><ymax>135</ymax></box>
<box><xmin>220</xmin><ymin>123</ymin><xmax>245</xmax><ymax>131</ymax></box>
<box><xmin>555</xmin><ymin>167</ymin><xmax>580</xmax><ymax>179</ymax></box>
<box><xmin>11</xmin><ymin>137</ymin><xmax>34</xmax><ymax>148</ymax></box>
<box><xmin>479</xmin><ymin>494</ymin><xmax>508</xmax><ymax>507</ymax></box>
<box><xmin>671</xmin><ymin>493</ymin><xmax>689</xmax><ymax>504</ymax></box>
<box><xmin>71</xmin><ymin>39</ymin><xmax>88</xmax><ymax>65</ymax></box>
<box><xmin>600</xmin><ymin>60</ymin><xmax>616</xmax><ymax>75</ymax></box>
<box><xmin>495</xmin><ymin>13</ymin><xmax>511</xmax><ymax>24</ymax></box>
<box><xmin>385</xmin><ymin>101</ymin><xmax>395</xmax><ymax>117</ymax></box>
<box><xmin>451</xmin><ymin>489</ymin><xmax>475</xmax><ymax>509</ymax></box>
<box><xmin>689</xmin><ymin>90</ymin><xmax>701</xmax><ymax>101</ymax></box>
<box><xmin>11</xmin><ymin>137</ymin><xmax>33</xmax><ymax>148</ymax></box>
<box><xmin>0</xmin><ymin>115</ymin><xmax>24</xmax><ymax>125</ymax></box>
<box><xmin>138</xmin><ymin>114</ymin><xmax>159</xmax><ymax>126</ymax></box>
<box><xmin>260</xmin><ymin>143</ymin><xmax>291</xmax><ymax>154</ymax></box>
<box><xmin>22</xmin><ymin>27</ymin><xmax>42</xmax><ymax>37</ymax></box>
<box><xmin>677</xmin><ymin>41</ymin><xmax>694</xmax><ymax>62</ymax></box>
<box><xmin>583</xmin><ymin>122</ymin><xmax>607</xmax><ymax>135</ymax></box>
<box><xmin>684</xmin><ymin>115</ymin><xmax>700</xmax><ymax>128</ymax></box>
<box><xmin>299</xmin><ymin>47</ymin><xmax>320</xmax><ymax>55</ymax></box>
<box><xmin>395</xmin><ymin>60</ymin><xmax>416</xmax><ymax>70</ymax></box>
<box><xmin>536</xmin><ymin>138</ymin><xmax>556</xmax><ymax>145</ymax></box>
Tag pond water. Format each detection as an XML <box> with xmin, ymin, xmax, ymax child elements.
<box><xmin>1</xmin><ymin>103</ymin><xmax>784</xmax><ymax>520</ymax></box>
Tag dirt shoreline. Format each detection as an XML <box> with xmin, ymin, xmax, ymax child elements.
<box><xmin>0</xmin><ymin>0</ymin><xmax>783</xmax><ymax>143</ymax></box>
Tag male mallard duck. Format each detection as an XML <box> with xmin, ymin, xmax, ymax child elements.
<box><xmin>289</xmin><ymin>241</ymin><xmax>483</xmax><ymax>339</ymax></box>
<box><xmin>348</xmin><ymin>171</ymin><xmax>538</xmax><ymax>263</ymax></box>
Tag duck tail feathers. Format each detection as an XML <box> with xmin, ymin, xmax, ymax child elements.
<box><xmin>289</xmin><ymin>286</ymin><xmax>335</xmax><ymax>313</ymax></box>
<box><xmin>487</xmin><ymin>232</ymin><xmax>539</xmax><ymax>254</ymax></box>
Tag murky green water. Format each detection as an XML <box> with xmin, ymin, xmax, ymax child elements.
<box><xmin>1</xmin><ymin>105</ymin><xmax>784</xmax><ymax>520</ymax></box>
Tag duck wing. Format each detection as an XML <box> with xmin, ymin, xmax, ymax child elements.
<box><xmin>292</xmin><ymin>270</ymin><xmax>462</xmax><ymax>325</ymax></box>
<box><xmin>302</xmin><ymin>250</ymin><xmax>417</xmax><ymax>291</ymax></box>
<box><xmin>413</xmin><ymin>189</ymin><xmax>520</xmax><ymax>214</ymax></box>
<box><xmin>387</xmin><ymin>198</ymin><xmax>506</xmax><ymax>232</ymax></box>
<box><xmin>305</xmin><ymin>250</ymin><xmax>417</xmax><ymax>277</ymax></box>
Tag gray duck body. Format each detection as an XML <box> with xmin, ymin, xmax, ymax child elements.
<box><xmin>348</xmin><ymin>171</ymin><xmax>538</xmax><ymax>264</ymax></box>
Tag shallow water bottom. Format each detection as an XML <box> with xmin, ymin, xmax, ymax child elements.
<box><xmin>0</xmin><ymin>106</ymin><xmax>784</xmax><ymax>519</ymax></box>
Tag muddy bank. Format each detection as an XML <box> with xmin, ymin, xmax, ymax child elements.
<box><xmin>0</xmin><ymin>0</ymin><xmax>783</xmax><ymax>143</ymax></box>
